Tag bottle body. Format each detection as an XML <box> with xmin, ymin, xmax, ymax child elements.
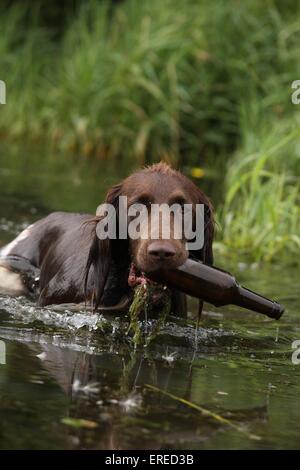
<box><xmin>147</xmin><ymin>259</ymin><xmax>284</xmax><ymax>320</ymax></box>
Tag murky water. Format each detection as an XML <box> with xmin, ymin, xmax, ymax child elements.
<box><xmin>0</xmin><ymin>143</ymin><xmax>299</xmax><ymax>449</ymax></box>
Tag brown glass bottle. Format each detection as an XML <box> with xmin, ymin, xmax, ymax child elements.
<box><xmin>148</xmin><ymin>258</ymin><xmax>284</xmax><ymax>320</ymax></box>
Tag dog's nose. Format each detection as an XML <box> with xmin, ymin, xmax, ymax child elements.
<box><xmin>147</xmin><ymin>241</ymin><xmax>176</xmax><ymax>260</ymax></box>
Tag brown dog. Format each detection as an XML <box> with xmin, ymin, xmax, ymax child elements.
<box><xmin>0</xmin><ymin>163</ymin><xmax>214</xmax><ymax>317</ymax></box>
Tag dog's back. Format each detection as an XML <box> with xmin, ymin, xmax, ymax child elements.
<box><xmin>0</xmin><ymin>212</ymin><xmax>94</xmax><ymax>303</ymax></box>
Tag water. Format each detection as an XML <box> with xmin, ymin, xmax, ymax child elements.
<box><xmin>0</xmin><ymin>143</ymin><xmax>299</xmax><ymax>449</ymax></box>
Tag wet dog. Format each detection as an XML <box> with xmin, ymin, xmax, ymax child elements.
<box><xmin>0</xmin><ymin>163</ymin><xmax>214</xmax><ymax>317</ymax></box>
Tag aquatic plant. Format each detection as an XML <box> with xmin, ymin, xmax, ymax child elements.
<box><xmin>127</xmin><ymin>283</ymin><xmax>171</xmax><ymax>348</ymax></box>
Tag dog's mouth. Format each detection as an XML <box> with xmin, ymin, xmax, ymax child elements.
<box><xmin>99</xmin><ymin>263</ymin><xmax>169</xmax><ymax>314</ymax></box>
<box><xmin>128</xmin><ymin>262</ymin><xmax>157</xmax><ymax>289</ymax></box>
<box><xmin>128</xmin><ymin>262</ymin><xmax>168</xmax><ymax>305</ymax></box>
<box><xmin>128</xmin><ymin>263</ymin><xmax>148</xmax><ymax>288</ymax></box>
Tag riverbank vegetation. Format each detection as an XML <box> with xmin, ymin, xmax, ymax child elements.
<box><xmin>0</xmin><ymin>0</ymin><xmax>299</xmax><ymax>264</ymax></box>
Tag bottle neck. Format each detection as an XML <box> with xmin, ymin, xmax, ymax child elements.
<box><xmin>236</xmin><ymin>286</ymin><xmax>284</xmax><ymax>320</ymax></box>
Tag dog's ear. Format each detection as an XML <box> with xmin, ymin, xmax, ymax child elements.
<box><xmin>192</xmin><ymin>188</ymin><xmax>214</xmax><ymax>265</ymax></box>
<box><xmin>84</xmin><ymin>183</ymin><xmax>130</xmax><ymax>309</ymax></box>
<box><xmin>105</xmin><ymin>183</ymin><xmax>123</xmax><ymax>208</ymax></box>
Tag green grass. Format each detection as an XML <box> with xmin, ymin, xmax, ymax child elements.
<box><xmin>0</xmin><ymin>0</ymin><xmax>299</xmax><ymax>263</ymax></box>
<box><xmin>215</xmin><ymin>106</ymin><xmax>300</xmax><ymax>264</ymax></box>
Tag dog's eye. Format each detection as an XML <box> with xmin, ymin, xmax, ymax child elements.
<box><xmin>134</xmin><ymin>196</ymin><xmax>151</xmax><ymax>207</ymax></box>
<box><xmin>170</xmin><ymin>198</ymin><xmax>186</xmax><ymax>210</ymax></box>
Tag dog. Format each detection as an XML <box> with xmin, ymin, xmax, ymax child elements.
<box><xmin>0</xmin><ymin>163</ymin><xmax>214</xmax><ymax>318</ymax></box>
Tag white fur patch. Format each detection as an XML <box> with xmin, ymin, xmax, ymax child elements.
<box><xmin>0</xmin><ymin>224</ymin><xmax>33</xmax><ymax>257</ymax></box>
<box><xmin>0</xmin><ymin>266</ymin><xmax>25</xmax><ymax>295</ymax></box>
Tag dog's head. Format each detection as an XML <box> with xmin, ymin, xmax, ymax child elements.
<box><xmin>85</xmin><ymin>163</ymin><xmax>214</xmax><ymax>308</ymax></box>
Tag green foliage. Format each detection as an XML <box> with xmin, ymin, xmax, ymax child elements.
<box><xmin>1</xmin><ymin>0</ymin><xmax>299</xmax><ymax>161</ymax></box>
<box><xmin>216</xmin><ymin>105</ymin><xmax>300</xmax><ymax>263</ymax></box>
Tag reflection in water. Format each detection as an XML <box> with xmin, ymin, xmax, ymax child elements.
<box><xmin>0</xmin><ymin>333</ymin><xmax>270</xmax><ymax>450</ymax></box>
<box><xmin>0</xmin><ymin>144</ymin><xmax>299</xmax><ymax>449</ymax></box>
<box><xmin>1</xmin><ymin>291</ymin><xmax>299</xmax><ymax>450</ymax></box>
